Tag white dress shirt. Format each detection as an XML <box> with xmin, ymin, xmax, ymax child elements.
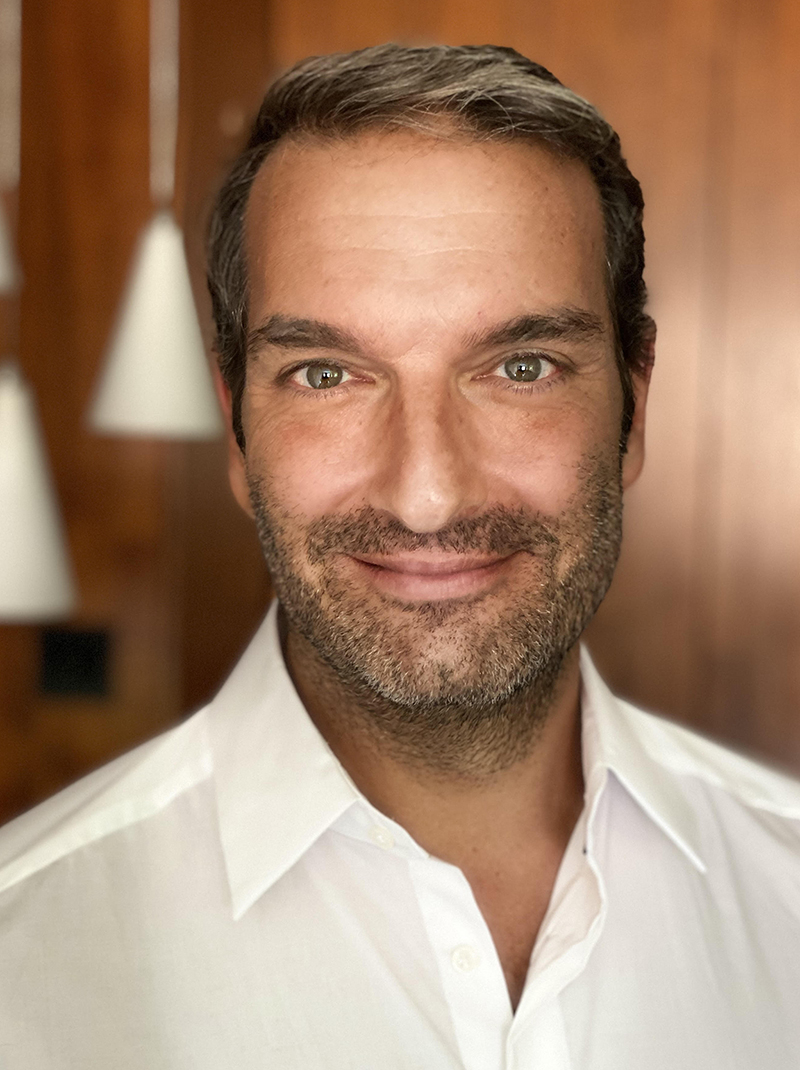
<box><xmin>1</xmin><ymin>601</ymin><xmax>799</xmax><ymax>1068</ymax></box>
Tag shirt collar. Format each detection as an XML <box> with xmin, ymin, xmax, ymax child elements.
<box><xmin>579</xmin><ymin>647</ymin><xmax>707</xmax><ymax>873</ymax></box>
<box><xmin>206</xmin><ymin>601</ymin><xmax>359</xmax><ymax>919</ymax></box>
<box><xmin>207</xmin><ymin>604</ymin><xmax>711</xmax><ymax>920</ymax></box>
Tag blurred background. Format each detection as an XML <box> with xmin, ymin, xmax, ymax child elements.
<box><xmin>0</xmin><ymin>0</ymin><xmax>799</xmax><ymax>823</ymax></box>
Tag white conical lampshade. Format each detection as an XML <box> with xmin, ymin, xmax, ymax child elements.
<box><xmin>90</xmin><ymin>211</ymin><xmax>222</xmax><ymax>438</ymax></box>
<box><xmin>0</xmin><ymin>363</ymin><xmax>77</xmax><ymax>620</ymax></box>
<box><xmin>0</xmin><ymin>198</ymin><xmax>19</xmax><ymax>292</ymax></box>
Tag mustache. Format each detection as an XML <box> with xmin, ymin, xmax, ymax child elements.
<box><xmin>305</xmin><ymin>506</ymin><xmax>561</xmax><ymax>562</ymax></box>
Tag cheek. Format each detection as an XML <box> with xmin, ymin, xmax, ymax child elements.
<box><xmin>245</xmin><ymin>402</ymin><xmax>380</xmax><ymax>518</ymax></box>
<box><xmin>478</xmin><ymin>400</ymin><xmax>615</xmax><ymax>513</ymax></box>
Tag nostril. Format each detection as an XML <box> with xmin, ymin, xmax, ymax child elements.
<box><xmin>367</xmin><ymin>387</ymin><xmax>485</xmax><ymax>533</ymax></box>
<box><xmin>374</xmin><ymin>443</ymin><xmax>484</xmax><ymax>535</ymax></box>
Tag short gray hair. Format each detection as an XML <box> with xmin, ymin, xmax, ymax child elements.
<box><xmin>207</xmin><ymin>43</ymin><xmax>651</xmax><ymax>450</ymax></box>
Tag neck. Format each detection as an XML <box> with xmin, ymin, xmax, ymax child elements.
<box><xmin>282</xmin><ymin>612</ymin><xmax>584</xmax><ymax>870</ymax></box>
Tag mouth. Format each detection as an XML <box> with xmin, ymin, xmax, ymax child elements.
<box><xmin>347</xmin><ymin>551</ymin><xmax>520</xmax><ymax>601</ymax></box>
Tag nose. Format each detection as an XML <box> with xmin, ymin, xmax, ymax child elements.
<box><xmin>368</xmin><ymin>375</ymin><xmax>486</xmax><ymax>533</ymax></box>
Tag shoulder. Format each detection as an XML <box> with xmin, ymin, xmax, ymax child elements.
<box><xmin>614</xmin><ymin>697</ymin><xmax>800</xmax><ymax>877</ymax></box>
<box><xmin>0</xmin><ymin>709</ymin><xmax>212</xmax><ymax>896</ymax></box>
<box><xmin>619</xmin><ymin>697</ymin><xmax>800</xmax><ymax>818</ymax></box>
<box><xmin>581</xmin><ymin>649</ymin><xmax>800</xmax><ymax>872</ymax></box>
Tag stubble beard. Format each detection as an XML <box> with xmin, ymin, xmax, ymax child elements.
<box><xmin>248</xmin><ymin>452</ymin><xmax>623</xmax><ymax>777</ymax></box>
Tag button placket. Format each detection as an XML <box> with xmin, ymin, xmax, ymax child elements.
<box><xmin>410</xmin><ymin>857</ymin><xmax>511</xmax><ymax>1070</ymax></box>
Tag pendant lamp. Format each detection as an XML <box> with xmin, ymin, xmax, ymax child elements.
<box><xmin>89</xmin><ymin>0</ymin><xmax>221</xmax><ymax>438</ymax></box>
<box><xmin>0</xmin><ymin>0</ymin><xmax>20</xmax><ymax>293</ymax></box>
<box><xmin>0</xmin><ymin>363</ymin><xmax>76</xmax><ymax>619</ymax></box>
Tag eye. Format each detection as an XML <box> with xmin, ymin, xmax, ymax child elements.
<box><xmin>496</xmin><ymin>353</ymin><xmax>556</xmax><ymax>383</ymax></box>
<box><xmin>292</xmin><ymin>362</ymin><xmax>350</xmax><ymax>390</ymax></box>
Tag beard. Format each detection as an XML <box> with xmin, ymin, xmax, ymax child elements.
<box><xmin>248</xmin><ymin>451</ymin><xmax>623</xmax><ymax>776</ymax></box>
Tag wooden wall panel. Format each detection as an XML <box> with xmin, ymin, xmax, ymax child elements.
<box><xmin>0</xmin><ymin>0</ymin><xmax>176</xmax><ymax>819</ymax></box>
<box><xmin>178</xmin><ymin>0</ymin><xmax>273</xmax><ymax>714</ymax></box>
<box><xmin>687</xmin><ymin>0</ymin><xmax>800</xmax><ymax>762</ymax></box>
<box><xmin>0</xmin><ymin>0</ymin><xmax>272</xmax><ymax>824</ymax></box>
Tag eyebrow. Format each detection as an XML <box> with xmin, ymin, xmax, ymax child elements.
<box><xmin>463</xmin><ymin>309</ymin><xmax>607</xmax><ymax>350</ymax></box>
<box><xmin>247</xmin><ymin>307</ymin><xmax>607</xmax><ymax>360</ymax></box>
<box><xmin>247</xmin><ymin>316</ymin><xmax>363</xmax><ymax>359</ymax></box>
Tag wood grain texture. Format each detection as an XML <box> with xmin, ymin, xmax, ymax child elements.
<box><xmin>178</xmin><ymin>0</ymin><xmax>273</xmax><ymax>713</ymax></box>
<box><xmin>0</xmin><ymin>0</ymin><xmax>271</xmax><ymax>824</ymax></box>
<box><xmin>2</xmin><ymin>0</ymin><xmax>176</xmax><ymax>819</ymax></box>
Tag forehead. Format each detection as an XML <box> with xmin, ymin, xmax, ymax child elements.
<box><xmin>244</xmin><ymin>131</ymin><xmax>609</xmax><ymax>337</ymax></box>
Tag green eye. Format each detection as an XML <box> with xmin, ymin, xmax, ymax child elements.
<box><xmin>503</xmin><ymin>355</ymin><xmax>544</xmax><ymax>382</ymax></box>
<box><xmin>304</xmin><ymin>363</ymin><xmax>343</xmax><ymax>389</ymax></box>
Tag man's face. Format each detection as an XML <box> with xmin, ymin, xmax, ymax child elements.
<box><xmin>226</xmin><ymin>131</ymin><xmax>647</xmax><ymax>715</ymax></box>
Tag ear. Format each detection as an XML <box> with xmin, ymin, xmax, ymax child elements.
<box><xmin>213</xmin><ymin>363</ymin><xmax>254</xmax><ymax>519</ymax></box>
<box><xmin>621</xmin><ymin>319</ymin><xmax>656</xmax><ymax>491</ymax></box>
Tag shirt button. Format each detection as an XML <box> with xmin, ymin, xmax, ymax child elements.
<box><xmin>451</xmin><ymin>945</ymin><xmax>481</xmax><ymax>973</ymax></box>
<box><xmin>368</xmin><ymin>825</ymin><xmax>395</xmax><ymax>850</ymax></box>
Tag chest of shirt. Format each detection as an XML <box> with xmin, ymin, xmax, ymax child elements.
<box><xmin>2</xmin><ymin>780</ymin><xmax>798</xmax><ymax>1070</ymax></box>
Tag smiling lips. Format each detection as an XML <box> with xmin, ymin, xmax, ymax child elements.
<box><xmin>349</xmin><ymin>551</ymin><xmax>518</xmax><ymax>600</ymax></box>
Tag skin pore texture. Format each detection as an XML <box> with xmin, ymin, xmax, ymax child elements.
<box><xmin>219</xmin><ymin>131</ymin><xmax>650</xmax><ymax>1010</ymax></box>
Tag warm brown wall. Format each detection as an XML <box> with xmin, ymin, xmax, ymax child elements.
<box><xmin>1</xmin><ymin>0</ymin><xmax>799</xmax><ymax>823</ymax></box>
<box><xmin>0</xmin><ymin>0</ymin><xmax>272</xmax><ymax>820</ymax></box>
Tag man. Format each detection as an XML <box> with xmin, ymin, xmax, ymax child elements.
<box><xmin>1</xmin><ymin>43</ymin><xmax>799</xmax><ymax>1069</ymax></box>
